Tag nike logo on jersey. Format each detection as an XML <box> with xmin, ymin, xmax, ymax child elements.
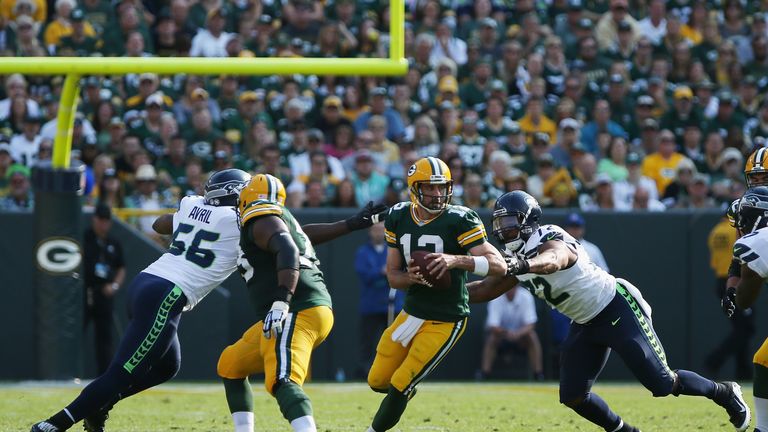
<box><xmin>611</xmin><ymin>317</ymin><xmax>621</xmax><ymax>326</ymax></box>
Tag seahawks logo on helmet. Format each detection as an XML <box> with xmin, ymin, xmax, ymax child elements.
<box><xmin>205</xmin><ymin>169</ymin><xmax>251</xmax><ymax>207</ymax></box>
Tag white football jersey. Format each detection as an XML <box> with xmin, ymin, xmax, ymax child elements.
<box><xmin>143</xmin><ymin>196</ymin><xmax>240</xmax><ymax>310</ymax></box>
<box><xmin>733</xmin><ymin>228</ymin><xmax>768</xmax><ymax>278</ymax></box>
<box><xmin>513</xmin><ymin>224</ymin><xmax>616</xmax><ymax>324</ymax></box>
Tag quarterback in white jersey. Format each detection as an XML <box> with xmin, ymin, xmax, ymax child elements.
<box><xmin>31</xmin><ymin>169</ymin><xmax>253</xmax><ymax>432</ymax></box>
<box><xmin>468</xmin><ymin>191</ymin><xmax>750</xmax><ymax>432</ymax></box>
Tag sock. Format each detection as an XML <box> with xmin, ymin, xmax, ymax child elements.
<box><xmin>223</xmin><ymin>378</ymin><xmax>254</xmax><ymax>414</ymax></box>
<box><xmin>673</xmin><ymin>369</ymin><xmax>717</xmax><ymax>398</ymax></box>
<box><xmin>275</xmin><ymin>381</ymin><xmax>313</xmax><ymax>422</ymax></box>
<box><xmin>371</xmin><ymin>386</ymin><xmax>409</xmax><ymax>432</ymax></box>
<box><xmin>48</xmin><ymin>408</ymin><xmax>75</xmax><ymax>429</ymax></box>
<box><xmin>232</xmin><ymin>411</ymin><xmax>254</xmax><ymax>432</ymax></box>
<box><xmin>290</xmin><ymin>415</ymin><xmax>316</xmax><ymax>432</ymax></box>
<box><xmin>755</xmin><ymin>397</ymin><xmax>768</xmax><ymax>432</ymax></box>
<box><xmin>366</xmin><ymin>428</ymin><xmax>377</xmax><ymax>432</ymax></box>
<box><xmin>755</xmin><ymin>364</ymin><xmax>768</xmax><ymax>431</ymax></box>
<box><xmin>569</xmin><ymin>393</ymin><xmax>622</xmax><ymax>432</ymax></box>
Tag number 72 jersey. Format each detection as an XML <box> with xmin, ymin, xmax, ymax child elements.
<box><xmin>143</xmin><ymin>196</ymin><xmax>241</xmax><ymax>310</ymax></box>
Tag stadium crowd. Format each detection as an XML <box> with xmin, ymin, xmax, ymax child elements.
<box><xmin>0</xmin><ymin>0</ymin><xmax>766</xmax><ymax>224</ymax></box>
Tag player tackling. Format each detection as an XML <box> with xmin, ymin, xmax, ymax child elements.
<box><xmin>469</xmin><ymin>190</ymin><xmax>750</xmax><ymax>432</ymax></box>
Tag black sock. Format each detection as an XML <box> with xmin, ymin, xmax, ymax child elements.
<box><xmin>48</xmin><ymin>409</ymin><xmax>75</xmax><ymax>430</ymax></box>
<box><xmin>371</xmin><ymin>386</ymin><xmax>409</xmax><ymax>432</ymax></box>
<box><xmin>569</xmin><ymin>393</ymin><xmax>622</xmax><ymax>432</ymax></box>
<box><xmin>674</xmin><ymin>369</ymin><xmax>718</xmax><ymax>398</ymax></box>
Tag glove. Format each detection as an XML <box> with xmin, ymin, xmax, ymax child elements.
<box><xmin>263</xmin><ymin>301</ymin><xmax>290</xmax><ymax>339</ymax></box>
<box><xmin>721</xmin><ymin>286</ymin><xmax>737</xmax><ymax>318</ymax></box>
<box><xmin>346</xmin><ymin>201</ymin><xmax>389</xmax><ymax>231</ymax></box>
<box><xmin>505</xmin><ymin>253</ymin><xmax>531</xmax><ymax>276</ymax></box>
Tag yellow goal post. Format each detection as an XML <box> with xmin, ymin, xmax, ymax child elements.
<box><xmin>0</xmin><ymin>0</ymin><xmax>406</xmax><ymax>170</ymax></box>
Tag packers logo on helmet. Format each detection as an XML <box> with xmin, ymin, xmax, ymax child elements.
<box><xmin>745</xmin><ymin>148</ymin><xmax>768</xmax><ymax>187</ymax></box>
<box><xmin>407</xmin><ymin>157</ymin><xmax>453</xmax><ymax>214</ymax></box>
<box><xmin>238</xmin><ymin>174</ymin><xmax>286</xmax><ymax>224</ymax></box>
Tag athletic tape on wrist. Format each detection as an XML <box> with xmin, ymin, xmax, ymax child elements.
<box><xmin>472</xmin><ymin>256</ymin><xmax>489</xmax><ymax>276</ymax></box>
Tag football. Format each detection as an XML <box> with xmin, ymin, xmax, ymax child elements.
<box><xmin>411</xmin><ymin>250</ymin><xmax>452</xmax><ymax>289</ymax></box>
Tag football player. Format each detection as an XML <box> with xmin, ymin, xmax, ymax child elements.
<box><xmin>364</xmin><ymin>157</ymin><xmax>507</xmax><ymax>432</ymax></box>
<box><xmin>469</xmin><ymin>190</ymin><xmax>750</xmax><ymax>432</ymax></box>
<box><xmin>31</xmin><ymin>168</ymin><xmax>253</xmax><ymax>432</ymax></box>
<box><xmin>730</xmin><ymin>187</ymin><xmax>768</xmax><ymax>432</ymax></box>
<box><xmin>217</xmin><ymin>173</ymin><xmax>387</xmax><ymax>432</ymax></box>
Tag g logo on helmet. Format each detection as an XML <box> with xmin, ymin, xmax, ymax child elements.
<box><xmin>36</xmin><ymin>237</ymin><xmax>82</xmax><ymax>274</ymax></box>
<box><xmin>407</xmin><ymin>164</ymin><xmax>417</xmax><ymax>177</ymax></box>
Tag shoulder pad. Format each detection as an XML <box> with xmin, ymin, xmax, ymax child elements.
<box><xmin>241</xmin><ymin>200</ymin><xmax>283</xmax><ymax>225</ymax></box>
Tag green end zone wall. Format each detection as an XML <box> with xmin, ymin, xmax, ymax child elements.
<box><xmin>0</xmin><ymin>209</ymin><xmax>760</xmax><ymax>381</ymax></box>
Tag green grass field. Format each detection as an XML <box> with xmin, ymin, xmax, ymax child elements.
<box><xmin>2</xmin><ymin>381</ymin><xmax>748</xmax><ymax>431</ymax></box>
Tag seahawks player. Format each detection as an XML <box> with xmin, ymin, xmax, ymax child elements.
<box><xmin>364</xmin><ymin>157</ymin><xmax>507</xmax><ymax>432</ymax></box>
<box><xmin>731</xmin><ymin>188</ymin><xmax>768</xmax><ymax>432</ymax></box>
<box><xmin>31</xmin><ymin>169</ymin><xmax>252</xmax><ymax>432</ymax></box>
<box><xmin>217</xmin><ymin>173</ymin><xmax>388</xmax><ymax>432</ymax></box>
<box><xmin>469</xmin><ymin>190</ymin><xmax>750</xmax><ymax>432</ymax></box>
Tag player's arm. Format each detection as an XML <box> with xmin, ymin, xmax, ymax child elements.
<box><xmin>467</xmin><ymin>274</ymin><xmax>519</xmax><ymax>303</ymax></box>
<box><xmin>425</xmin><ymin>242</ymin><xmax>508</xmax><ymax>279</ymax></box>
<box><xmin>735</xmin><ymin>264</ymin><xmax>763</xmax><ymax>310</ymax></box>
<box><xmin>152</xmin><ymin>213</ymin><xmax>174</xmax><ymax>235</ymax></box>
<box><xmin>721</xmin><ymin>258</ymin><xmax>742</xmax><ymax>317</ymax></box>
<box><xmin>247</xmin><ymin>215</ymin><xmax>300</xmax><ymax>338</ymax></box>
<box><xmin>510</xmin><ymin>240</ymin><xmax>576</xmax><ymax>275</ymax></box>
<box><xmin>386</xmin><ymin>247</ymin><xmax>428</xmax><ymax>289</ymax></box>
<box><xmin>302</xmin><ymin>201</ymin><xmax>388</xmax><ymax>246</ymax></box>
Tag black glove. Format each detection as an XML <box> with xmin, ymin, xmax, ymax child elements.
<box><xmin>721</xmin><ymin>286</ymin><xmax>737</xmax><ymax>318</ymax></box>
<box><xmin>346</xmin><ymin>201</ymin><xmax>389</xmax><ymax>231</ymax></box>
<box><xmin>505</xmin><ymin>253</ymin><xmax>530</xmax><ymax>276</ymax></box>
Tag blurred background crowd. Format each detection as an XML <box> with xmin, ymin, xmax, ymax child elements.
<box><xmin>0</xmin><ymin>0</ymin><xmax>766</xmax><ymax>233</ymax></box>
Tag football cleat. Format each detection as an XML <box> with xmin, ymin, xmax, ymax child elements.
<box><xmin>30</xmin><ymin>421</ymin><xmax>62</xmax><ymax>432</ymax></box>
<box><xmin>714</xmin><ymin>381</ymin><xmax>750</xmax><ymax>431</ymax></box>
<box><xmin>83</xmin><ymin>411</ymin><xmax>108</xmax><ymax>432</ymax></box>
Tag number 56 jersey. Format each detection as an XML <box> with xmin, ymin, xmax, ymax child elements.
<box><xmin>515</xmin><ymin>224</ymin><xmax>616</xmax><ymax>324</ymax></box>
<box><xmin>143</xmin><ymin>196</ymin><xmax>241</xmax><ymax>310</ymax></box>
<box><xmin>385</xmin><ymin>202</ymin><xmax>488</xmax><ymax>322</ymax></box>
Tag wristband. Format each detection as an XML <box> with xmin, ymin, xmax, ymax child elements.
<box><xmin>472</xmin><ymin>256</ymin><xmax>489</xmax><ymax>276</ymax></box>
<box><xmin>518</xmin><ymin>258</ymin><xmax>530</xmax><ymax>275</ymax></box>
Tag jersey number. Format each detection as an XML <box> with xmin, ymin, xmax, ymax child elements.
<box><xmin>522</xmin><ymin>276</ymin><xmax>570</xmax><ymax>306</ymax></box>
<box><xmin>169</xmin><ymin>223</ymin><xmax>220</xmax><ymax>268</ymax></box>
<box><xmin>400</xmin><ymin>233</ymin><xmax>444</xmax><ymax>262</ymax></box>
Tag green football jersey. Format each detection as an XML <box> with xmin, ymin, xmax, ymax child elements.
<box><xmin>238</xmin><ymin>203</ymin><xmax>332</xmax><ymax>318</ymax></box>
<box><xmin>384</xmin><ymin>201</ymin><xmax>488</xmax><ymax>322</ymax></box>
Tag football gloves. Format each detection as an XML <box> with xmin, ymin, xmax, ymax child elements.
<box><xmin>505</xmin><ymin>253</ymin><xmax>531</xmax><ymax>276</ymax></box>
<box><xmin>721</xmin><ymin>286</ymin><xmax>737</xmax><ymax>318</ymax></box>
<box><xmin>345</xmin><ymin>201</ymin><xmax>389</xmax><ymax>231</ymax></box>
<box><xmin>263</xmin><ymin>300</ymin><xmax>290</xmax><ymax>339</ymax></box>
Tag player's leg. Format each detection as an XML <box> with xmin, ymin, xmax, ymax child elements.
<box><xmin>611</xmin><ymin>283</ymin><xmax>749</xmax><ymax>431</ymax></box>
<box><xmin>367</xmin><ymin>311</ymin><xmax>411</xmax><ymax>393</ymax></box>
<box><xmin>367</xmin><ymin>317</ymin><xmax>467</xmax><ymax>432</ymax></box>
<box><xmin>559</xmin><ymin>322</ymin><xmax>630</xmax><ymax>432</ymax></box>
<box><xmin>752</xmin><ymin>337</ymin><xmax>768</xmax><ymax>432</ymax></box>
<box><xmin>217</xmin><ymin>322</ymin><xmax>266</xmax><ymax>432</ymax></box>
<box><xmin>262</xmin><ymin>306</ymin><xmax>334</xmax><ymax>432</ymax></box>
<box><xmin>33</xmin><ymin>274</ymin><xmax>187</xmax><ymax>432</ymax></box>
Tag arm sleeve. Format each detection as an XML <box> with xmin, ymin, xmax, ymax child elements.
<box><xmin>456</xmin><ymin>208</ymin><xmax>487</xmax><ymax>252</ymax></box>
<box><xmin>728</xmin><ymin>258</ymin><xmax>742</xmax><ymax>279</ymax></box>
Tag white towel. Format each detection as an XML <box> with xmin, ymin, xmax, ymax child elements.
<box><xmin>391</xmin><ymin>314</ymin><xmax>425</xmax><ymax>347</ymax></box>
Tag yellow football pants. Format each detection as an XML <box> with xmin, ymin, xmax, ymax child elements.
<box><xmin>217</xmin><ymin>305</ymin><xmax>334</xmax><ymax>395</ymax></box>
<box><xmin>368</xmin><ymin>311</ymin><xmax>467</xmax><ymax>396</ymax></box>
<box><xmin>754</xmin><ymin>336</ymin><xmax>768</xmax><ymax>367</ymax></box>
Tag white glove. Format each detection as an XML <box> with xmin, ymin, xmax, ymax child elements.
<box><xmin>263</xmin><ymin>301</ymin><xmax>290</xmax><ymax>339</ymax></box>
<box><xmin>391</xmin><ymin>314</ymin><xmax>425</xmax><ymax>347</ymax></box>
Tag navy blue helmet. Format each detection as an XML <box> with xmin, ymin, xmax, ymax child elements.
<box><xmin>737</xmin><ymin>186</ymin><xmax>768</xmax><ymax>233</ymax></box>
<box><xmin>492</xmin><ymin>190</ymin><xmax>542</xmax><ymax>253</ymax></box>
<box><xmin>204</xmin><ymin>169</ymin><xmax>251</xmax><ymax>207</ymax></box>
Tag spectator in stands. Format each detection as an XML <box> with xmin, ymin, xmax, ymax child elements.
<box><xmin>353</xmin><ymin>87</ymin><xmax>405</xmax><ymax>142</ymax></box>
<box><xmin>0</xmin><ymin>142</ymin><xmax>14</xmax><ymax>197</ymax></box>
<box><xmin>430</xmin><ymin>16</ymin><xmax>467</xmax><ymax>66</ymax></box>
<box><xmin>350</xmin><ymin>150</ymin><xmax>388</xmax><ymax>207</ymax></box>
<box><xmin>0</xmin><ymin>74</ymin><xmax>39</xmax><ymax>119</ymax></box>
<box><xmin>354</xmin><ymin>223</ymin><xmax>404</xmax><ymax>378</ymax></box>
<box><xmin>563</xmin><ymin>213</ymin><xmax>609</xmax><ymax>271</ymax></box>
<box><xmin>0</xmin><ymin>164</ymin><xmax>33</xmax><ymax>211</ymax></box>
<box><xmin>642</xmin><ymin>129</ymin><xmax>686</xmax><ymax>196</ymax></box>
<box><xmin>10</xmin><ymin>113</ymin><xmax>42</xmax><ymax>168</ymax></box>
<box><xmin>124</xmin><ymin>164</ymin><xmax>175</xmax><ymax>240</ymax></box>
<box><xmin>580</xmin><ymin>99</ymin><xmax>626</xmax><ymax>157</ymax></box>
<box><xmin>518</xmin><ymin>97</ymin><xmax>556</xmax><ymax>145</ymax></box>
<box><xmin>190</xmin><ymin>7</ymin><xmax>232</xmax><ymax>57</ymax></box>
<box><xmin>478</xmin><ymin>283</ymin><xmax>543</xmax><ymax>381</ymax></box>
<box><xmin>632</xmin><ymin>185</ymin><xmax>666</xmax><ymax>212</ymax></box>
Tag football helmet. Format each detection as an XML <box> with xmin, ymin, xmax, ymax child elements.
<box><xmin>239</xmin><ymin>173</ymin><xmax>286</xmax><ymax>211</ymax></box>
<box><xmin>492</xmin><ymin>190</ymin><xmax>542</xmax><ymax>253</ymax></box>
<box><xmin>407</xmin><ymin>157</ymin><xmax>453</xmax><ymax>214</ymax></box>
<box><xmin>204</xmin><ymin>169</ymin><xmax>251</xmax><ymax>207</ymax></box>
<box><xmin>737</xmin><ymin>186</ymin><xmax>768</xmax><ymax>233</ymax></box>
<box><xmin>745</xmin><ymin>148</ymin><xmax>768</xmax><ymax>187</ymax></box>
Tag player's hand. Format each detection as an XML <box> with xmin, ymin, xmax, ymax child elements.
<box><xmin>721</xmin><ymin>286</ymin><xmax>737</xmax><ymax>318</ymax></box>
<box><xmin>424</xmin><ymin>253</ymin><xmax>455</xmax><ymax>280</ymax></box>
<box><xmin>263</xmin><ymin>301</ymin><xmax>290</xmax><ymax>339</ymax></box>
<box><xmin>405</xmin><ymin>259</ymin><xmax>430</xmax><ymax>286</ymax></box>
<box><xmin>345</xmin><ymin>201</ymin><xmax>389</xmax><ymax>231</ymax></box>
<box><xmin>505</xmin><ymin>253</ymin><xmax>530</xmax><ymax>276</ymax></box>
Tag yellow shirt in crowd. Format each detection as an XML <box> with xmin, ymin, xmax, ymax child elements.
<box><xmin>708</xmin><ymin>218</ymin><xmax>738</xmax><ymax>278</ymax></box>
<box><xmin>44</xmin><ymin>19</ymin><xmax>96</xmax><ymax>48</ymax></box>
<box><xmin>641</xmin><ymin>152</ymin><xmax>685</xmax><ymax>195</ymax></box>
<box><xmin>518</xmin><ymin>114</ymin><xmax>557</xmax><ymax>145</ymax></box>
<box><xmin>0</xmin><ymin>0</ymin><xmax>47</xmax><ymax>24</ymax></box>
